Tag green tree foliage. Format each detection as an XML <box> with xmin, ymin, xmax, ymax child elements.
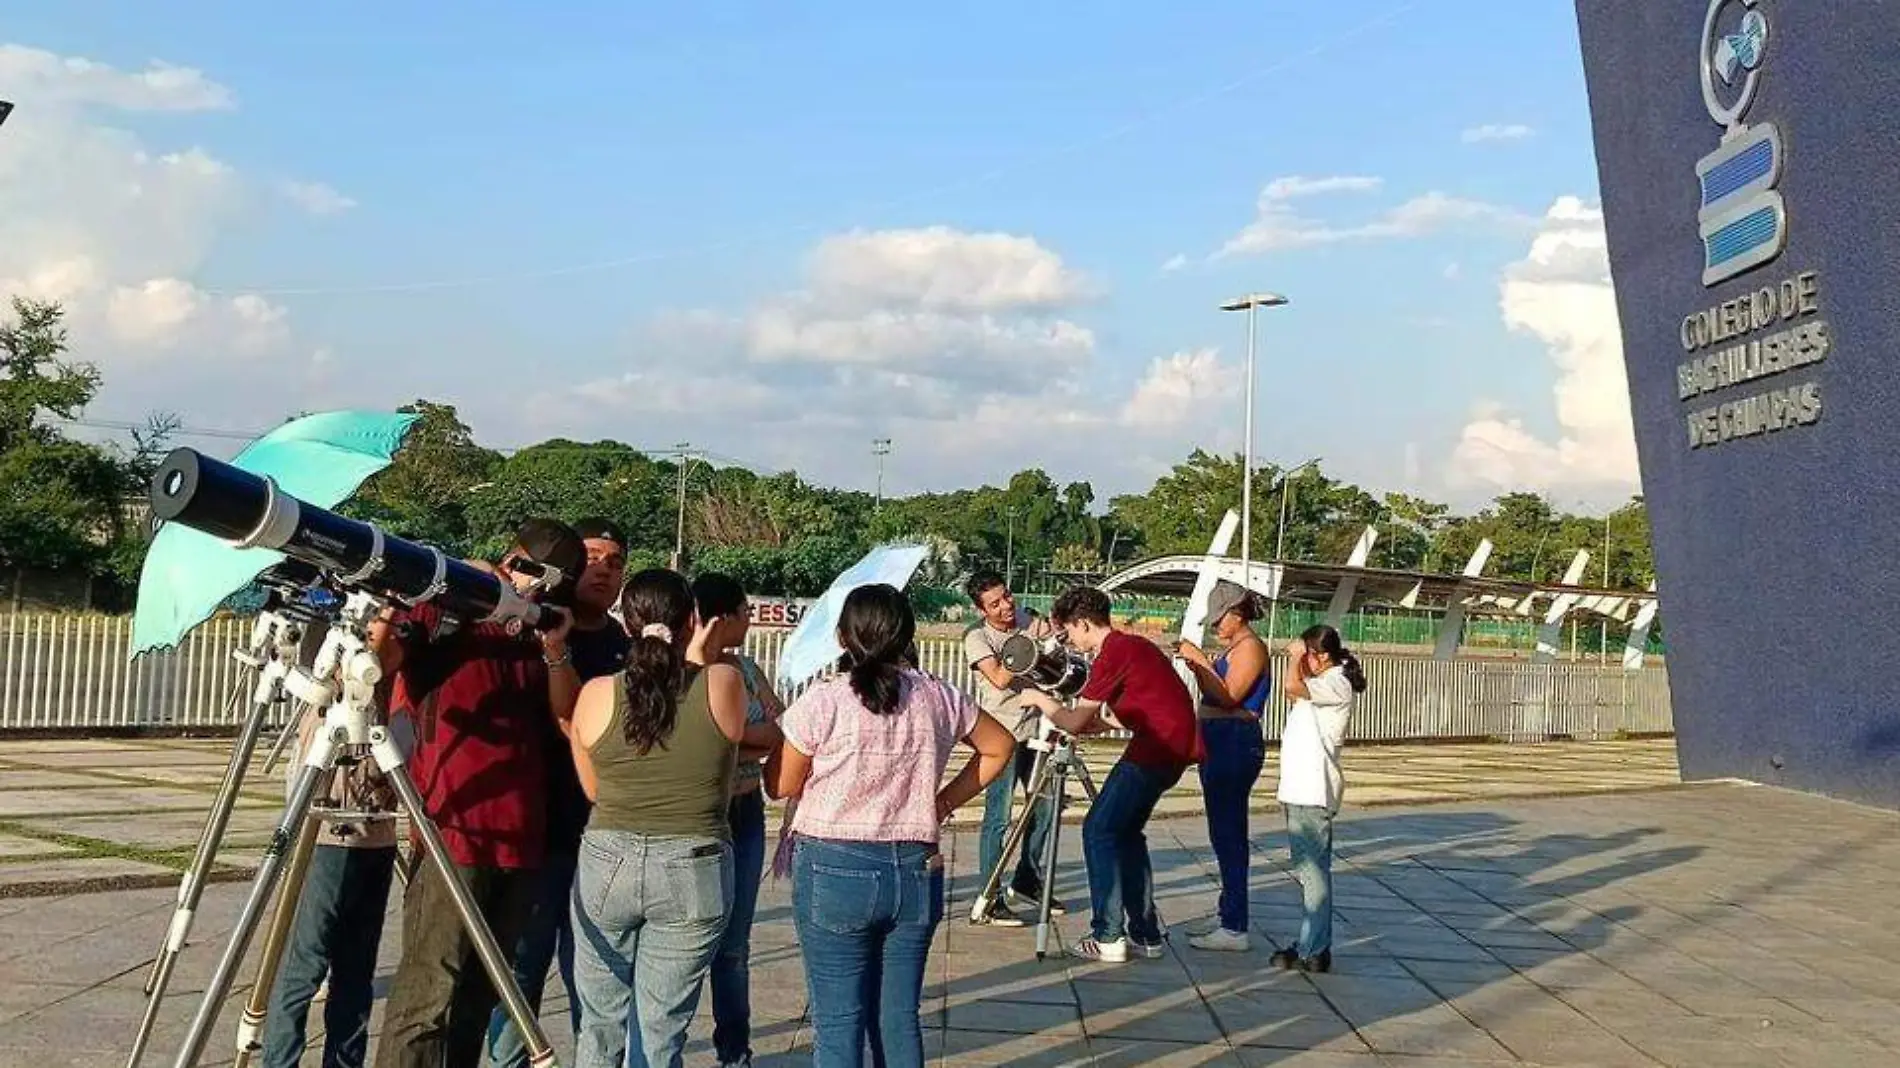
<box><xmin>0</xmin><ymin>298</ymin><xmax>127</xmax><ymax>572</ymax></box>
<box><xmin>343</xmin><ymin>400</ymin><xmax>500</xmax><ymax>557</ymax></box>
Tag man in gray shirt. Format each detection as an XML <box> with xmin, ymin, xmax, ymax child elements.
<box><xmin>965</xmin><ymin>570</ymin><xmax>1065</xmax><ymax>925</ymax></box>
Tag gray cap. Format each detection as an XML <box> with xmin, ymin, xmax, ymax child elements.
<box><xmin>1205</xmin><ymin>580</ymin><xmax>1256</xmax><ymax>623</ymax></box>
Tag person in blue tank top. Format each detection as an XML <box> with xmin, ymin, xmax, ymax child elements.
<box><xmin>1174</xmin><ymin>580</ymin><xmax>1270</xmax><ymax>952</ymax></box>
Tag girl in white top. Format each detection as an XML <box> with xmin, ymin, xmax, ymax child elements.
<box><xmin>1272</xmin><ymin>623</ymin><xmax>1366</xmax><ymax>973</ymax></box>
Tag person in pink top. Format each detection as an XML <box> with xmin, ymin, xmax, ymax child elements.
<box><xmin>765</xmin><ymin>583</ymin><xmax>1014</xmax><ymax>1068</ymax></box>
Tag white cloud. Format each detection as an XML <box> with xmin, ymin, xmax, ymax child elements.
<box><xmin>1448</xmin><ymin>196</ymin><xmax>1638</xmax><ymax>503</ymax></box>
<box><xmin>0</xmin><ymin>42</ymin><xmax>327</xmax><ymax>422</ymax></box>
<box><xmin>0</xmin><ymin>44</ymin><xmax>233</xmax><ymax>112</ymax></box>
<box><xmin>1160</xmin><ymin>253</ymin><xmax>1188</xmax><ymax>273</ymax></box>
<box><xmin>1120</xmin><ymin>348</ymin><xmax>1235</xmax><ymax>429</ymax></box>
<box><xmin>279</xmin><ymin>180</ymin><xmax>357</xmax><ymax>216</ymax></box>
<box><xmin>1218</xmin><ymin>175</ymin><xmax>1529</xmax><ymax>257</ymax></box>
<box><xmin>803</xmin><ymin>226</ymin><xmax>1090</xmax><ymax>313</ymax></box>
<box><xmin>521</xmin><ymin>226</ymin><xmax>1243</xmax><ymax>496</ymax></box>
<box><xmin>1461</xmin><ymin>123</ymin><xmax>1536</xmax><ymax>144</ymax></box>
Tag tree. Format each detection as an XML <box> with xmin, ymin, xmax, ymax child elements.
<box><xmin>344</xmin><ymin>400</ymin><xmax>500</xmax><ymax>557</ymax></box>
<box><xmin>0</xmin><ymin>298</ymin><xmax>125</xmax><ymax>572</ymax></box>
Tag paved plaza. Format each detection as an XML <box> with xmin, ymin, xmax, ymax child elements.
<box><xmin>4</xmin><ymin>738</ymin><xmax>1900</xmax><ymax>1066</ymax></box>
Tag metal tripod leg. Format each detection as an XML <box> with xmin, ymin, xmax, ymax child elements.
<box><xmin>230</xmin><ymin>794</ymin><xmax>325</xmax><ymax>1068</ymax></box>
<box><xmin>967</xmin><ymin>747</ymin><xmax>1057</xmax><ymax>923</ymax></box>
<box><xmin>167</xmin><ymin>754</ymin><xmax>334</xmax><ymax>1068</ymax></box>
<box><xmin>143</xmin><ymin>674</ymin><xmax>254</xmax><ymax>995</ymax></box>
<box><xmin>1034</xmin><ymin>757</ymin><xmax>1072</xmax><ymax>961</ymax></box>
<box><xmin>376</xmin><ymin>727</ymin><xmax>557</xmax><ymax>1067</ymax></box>
<box><xmin>128</xmin><ymin>677</ymin><xmax>269</xmax><ymax>1068</ymax></box>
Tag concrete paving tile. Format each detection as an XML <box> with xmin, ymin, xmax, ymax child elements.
<box><xmin>1232</xmin><ymin>1051</ymin><xmax>1381</xmax><ymax>1067</ymax></box>
<box><xmin>0</xmin><ymin>832</ymin><xmax>78</xmax><ymax>857</ymax></box>
<box><xmin>0</xmin><ymin>768</ymin><xmax>123</xmax><ymax>789</ymax></box>
<box><xmin>1208</xmin><ymin>990</ymin><xmax>1369</xmax><ymax>1054</ymax></box>
<box><xmin>0</xmin><ymin>855</ymin><xmax>174</xmax><ymax>890</ymax></box>
<box><xmin>1088</xmin><ymin>1038</ymin><xmax>1244</xmax><ymax>1067</ymax></box>
<box><xmin>0</xmin><ymin>786</ymin><xmax>229</xmax><ymax>818</ymax></box>
<box><xmin>18</xmin><ymin>807</ymin><xmax>285</xmax><ymax>851</ymax></box>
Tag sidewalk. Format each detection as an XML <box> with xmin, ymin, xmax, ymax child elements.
<box><xmin>7</xmin><ymin>775</ymin><xmax>1900</xmax><ymax>1066</ymax></box>
<box><xmin>0</xmin><ymin>737</ymin><xmax>1682</xmax><ymax>898</ymax></box>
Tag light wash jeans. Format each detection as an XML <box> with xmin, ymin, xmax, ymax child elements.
<box><xmin>1284</xmin><ymin>804</ymin><xmax>1335</xmax><ymax>958</ymax></box>
<box><xmin>569</xmin><ymin>829</ymin><xmax>731</xmax><ymax>1068</ymax></box>
<box><xmin>793</xmin><ymin>837</ymin><xmax>944</xmax><ymax>1068</ymax></box>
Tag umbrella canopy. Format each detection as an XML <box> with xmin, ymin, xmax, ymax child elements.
<box><xmin>774</xmin><ymin>542</ymin><xmax>930</xmax><ymax>689</ymax></box>
<box><xmin>130</xmin><ymin>410</ymin><xmax>420</xmax><ymax>659</ymax></box>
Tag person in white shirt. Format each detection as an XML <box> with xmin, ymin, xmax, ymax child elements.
<box><xmin>1271</xmin><ymin>624</ymin><xmax>1366</xmax><ymax>974</ymax></box>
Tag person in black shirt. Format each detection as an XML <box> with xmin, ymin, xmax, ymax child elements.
<box><xmin>485</xmin><ymin>518</ymin><xmax>631</xmax><ymax>1067</ymax></box>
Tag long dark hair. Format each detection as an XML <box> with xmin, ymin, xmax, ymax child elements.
<box><xmin>837</xmin><ymin>584</ymin><xmax>915</xmax><ymax>716</ymax></box>
<box><xmin>691</xmin><ymin>571</ymin><xmax>746</xmax><ymax>620</ymax></box>
<box><xmin>1300</xmin><ymin>623</ymin><xmax>1367</xmax><ymax>693</ymax></box>
<box><xmin>619</xmin><ymin>568</ymin><xmax>696</xmax><ymax>752</ymax></box>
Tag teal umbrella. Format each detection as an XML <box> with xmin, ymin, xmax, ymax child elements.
<box><xmin>130</xmin><ymin>409</ymin><xmax>420</xmax><ymax>659</ymax></box>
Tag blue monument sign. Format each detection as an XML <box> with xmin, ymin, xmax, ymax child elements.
<box><xmin>1573</xmin><ymin>1</ymin><xmax>1900</xmax><ymax>807</ymax></box>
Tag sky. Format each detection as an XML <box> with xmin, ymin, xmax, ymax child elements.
<box><xmin>0</xmin><ymin>0</ymin><xmax>1639</xmax><ymax>514</ymax></box>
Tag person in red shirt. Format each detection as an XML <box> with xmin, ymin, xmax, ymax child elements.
<box><xmin>1023</xmin><ymin>586</ymin><xmax>1202</xmax><ymax>963</ymax></box>
<box><xmin>369</xmin><ymin>518</ymin><xmax>584</xmax><ymax>1068</ymax></box>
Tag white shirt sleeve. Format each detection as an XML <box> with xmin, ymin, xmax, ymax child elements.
<box><xmin>1305</xmin><ymin>668</ymin><xmax>1355</xmax><ymax>709</ymax></box>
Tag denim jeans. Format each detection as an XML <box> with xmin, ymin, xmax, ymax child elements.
<box><xmin>976</xmin><ymin>744</ymin><xmax>1052</xmax><ymax>903</ymax></box>
<box><xmin>261</xmin><ymin>845</ymin><xmax>396</xmax><ymax>1068</ymax></box>
<box><xmin>570</xmin><ymin>829</ymin><xmax>731</xmax><ymax>1068</ymax></box>
<box><xmin>1284</xmin><ymin>804</ymin><xmax>1335</xmax><ymax>957</ymax></box>
<box><xmin>793</xmin><ymin>837</ymin><xmax>944</xmax><ymax>1068</ymax></box>
<box><xmin>709</xmin><ymin>789</ymin><xmax>767</xmax><ymax>1065</ymax></box>
<box><xmin>1081</xmin><ymin>759</ymin><xmax>1183</xmax><ymax>943</ymax></box>
<box><xmin>1197</xmin><ymin>717</ymin><xmax>1265</xmax><ymax>932</ymax></box>
<box><xmin>483</xmin><ymin>847</ymin><xmax>580</xmax><ymax>1068</ymax></box>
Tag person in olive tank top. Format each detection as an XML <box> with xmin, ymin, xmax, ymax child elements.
<box><xmin>566</xmin><ymin>569</ymin><xmax>748</xmax><ymax>1068</ymax></box>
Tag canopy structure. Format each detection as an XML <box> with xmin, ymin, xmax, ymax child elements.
<box><xmin>1079</xmin><ymin>523</ymin><xmax>1660</xmax><ymax>667</ymax></box>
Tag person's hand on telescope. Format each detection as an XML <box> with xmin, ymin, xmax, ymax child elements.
<box><xmin>1026</xmin><ymin>613</ymin><xmax>1055</xmax><ymax>640</ymax></box>
<box><xmin>539</xmin><ymin>605</ymin><xmax>574</xmax><ymax>653</ymax></box>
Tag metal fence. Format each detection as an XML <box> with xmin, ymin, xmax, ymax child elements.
<box><xmin>0</xmin><ymin>613</ymin><xmax>1673</xmax><ymax>741</ymax></box>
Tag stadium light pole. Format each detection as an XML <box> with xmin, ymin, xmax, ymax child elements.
<box><xmin>1266</xmin><ymin>455</ymin><xmax>1322</xmax><ymax>646</ymax></box>
<box><xmin>1219</xmin><ymin>292</ymin><xmax>1289</xmax><ymax>590</ymax></box>
<box><xmin>872</xmin><ymin>437</ymin><xmax>892</xmax><ymax>509</ymax></box>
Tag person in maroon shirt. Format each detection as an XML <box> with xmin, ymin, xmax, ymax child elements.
<box><xmin>1023</xmin><ymin>586</ymin><xmax>1201</xmax><ymax>964</ymax></box>
<box><xmin>369</xmin><ymin>519</ymin><xmax>584</xmax><ymax>1068</ymax></box>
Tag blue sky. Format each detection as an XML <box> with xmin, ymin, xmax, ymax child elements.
<box><xmin>0</xmin><ymin>1</ymin><xmax>1636</xmax><ymax>510</ymax></box>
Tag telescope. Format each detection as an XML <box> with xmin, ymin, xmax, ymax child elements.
<box><xmin>999</xmin><ymin>632</ymin><xmax>1089</xmax><ymax>699</ymax></box>
<box><xmin>149</xmin><ymin>447</ymin><xmax>565</xmax><ymax>634</ymax></box>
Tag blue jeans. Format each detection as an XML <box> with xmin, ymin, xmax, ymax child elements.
<box><xmin>793</xmin><ymin>837</ymin><xmax>944</xmax><ymax>1068</ymax></box>
<box><xmin>261</xmin><ymin>844</ymin><xmax>397</xmax><ymax>1068</ymax></box>
<box><xmin>484</xmin><ymin>848</ymin><xmax>580</xmax><ymax>1068</ymax></box>
<box><xmin>1284</xmin><ymin>804</ymin><xmax>1335</xmax><ymax>957</ymax></box>
<box><xmin>709</xmin><ymin>789</ymin><xmax>767</xmax><ymax>1064</ymax></box>
<box><xmin>570</xmin><ymin>829</ymin><xmax>732</xmax><ymax>1068</ymax></box>
<box><xmin>1082</xmin><ymin>759</ymin><xmax>1183</xmax><ymax>944</ymax></box>
<box><xmin>1198</xmin><ymin>717</ymin><xmax>1265</xmax><ymax>932</ymax></box>
<box><xmin>976</xmin><ymin>743</ymin><xmax>1053</xmax><ymax>903</ymax></box>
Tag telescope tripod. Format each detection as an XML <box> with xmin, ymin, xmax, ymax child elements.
<box><xmin>150</xmin><ymin>590</ymin><xmax>561</xmax><ymax>1068</ymax></box>
<box><xmin>969</xmin><ymin>725</ymin><xmax>1099</xmax><ymax>961</ymax></box>
<box><xmin>129</xmin><ymin>608</ymin><xmax>310</xmax><ymax>1068</ymax></box>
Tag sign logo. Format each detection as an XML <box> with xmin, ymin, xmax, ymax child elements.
<box><xmin>1696</xmin><ymin>0</ymin><xmax>1785</xmax><ymax>286</ymax></box>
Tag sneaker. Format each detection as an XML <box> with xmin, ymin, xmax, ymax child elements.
<box><xmin>970</xmin><ymin>900</ymin><xmax>1027</xmax><ymax>928</ymax></box>
<box><xmin>1007</xmin><ymin>885</ymin><xmax>1068</xmax><ymax>916</ymax></box>
<box><xmin>1067</xmin><ymin>936</ymin><xmax>1130</xmax><ymax>963</ymax></box>
<box><xmin>1188</xmin><ymin>928</ymin><xmax>1251</xmax><ymax>953</ymax></box>
<box><xmin>1129</xmin><ymin>935</ymin><xmax>1168</xmax><ymax>959</ymax></box>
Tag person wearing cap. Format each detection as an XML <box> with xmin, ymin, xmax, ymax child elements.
<box><xmin>485</xmin><ymin>518</ymin><xmax>632</xmax><ymax>1068</ymax></box>
<box><xmin>1175</xmin><ymin>580</ymin><xmax>1271</xmax><ymax>952</ymax></box>
<box><xmin>371</xmin><ymin>519</ymin><xmax>584</xmax><ymax>1068</ymax></box>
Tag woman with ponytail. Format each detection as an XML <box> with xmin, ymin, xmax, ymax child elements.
<box><xmin>565</xmin><ymin>569</ymin><xmax>748</xmax><ymax>1068</ymax></box>
<box><xmin>1270</xmin><ymin>623</ymin><xmax>1367</xmax><ymax>975</ymax></box>
<box><xmin>764</xmin><ymin>583</ymin><xmax>1015</xmax><ymax>1068</ymax></box>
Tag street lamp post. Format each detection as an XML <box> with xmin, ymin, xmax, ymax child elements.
<box><xmin>1219</xmin><ymin>293</ymin><xmax>1289</xmax><ymax>590</ymax></box>
<box><xmin>1265</xmin><ymin>456</ymin><xmax>1321</xmax><ymax>646</ymax></box>
<box><xmin>671</xmin><ymin>442</ymin><xmax>693</xmax><ymax>569</ymax></box>
<box><xmin>1005</xmin><ymin>507</ymin><xmax>1018</xmax><ymax>589</ymax></box>
<box><xmin>872</xmin><ymin>438</ymin><xmax>892</xmax><ymax>509</ymax></box>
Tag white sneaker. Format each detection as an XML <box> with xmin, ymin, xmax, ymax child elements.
<box><xmin>1068</xmin><ymin>936</ymin><xmax>1130</xmax><ymax>963</ymax></box>
<box><xmin>1189</xmin><ymin>928</ymin><xmax>1251</xmax><ymax>952</ymax></box>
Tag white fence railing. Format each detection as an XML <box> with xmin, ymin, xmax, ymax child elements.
<box><xmin>1</xmin><ymin>613</ymin><xmax>1672</xmax><ymax>741</ymax></box>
